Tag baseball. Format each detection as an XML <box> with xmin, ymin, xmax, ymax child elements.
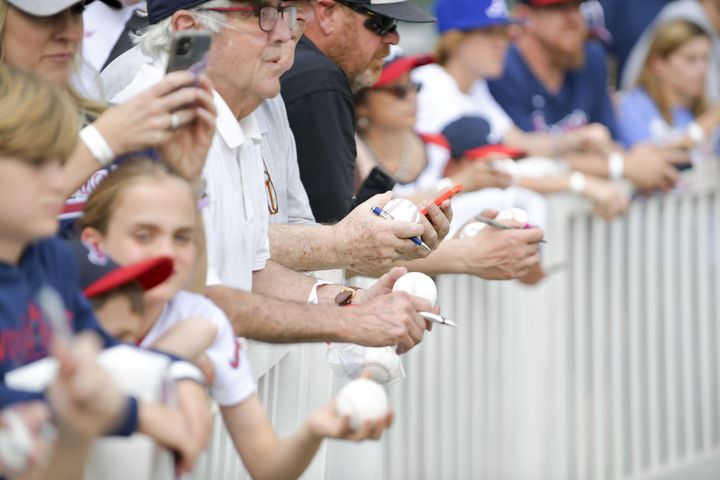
<box><xmin>383</xmin><ymin>198</ymin><xmax>420</xmax><ymax>224</ymax></box>
<box><xmin>360</xmin><ymin>347</ymin><xmax>401</xmax><ymax>385</ymax></box>
<box><xmin>496</xmin><ymin>207</ymin><xmax>529</xmax><ymax>224</ymax></box>
<box><xmin>335</xmin><ymin>378</ymin><xmax>389</xmax><ymax>430</ymax></box>
<box><xmin>458</xmin><ymin>221</ymin><xmax>487</xmax><ymax>239</ymax></box>
<box><xmin>392</xmin><ymin>271</ymin><xmax>437</xmax><ymax>306</ymax></box>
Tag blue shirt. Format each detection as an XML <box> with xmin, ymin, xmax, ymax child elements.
<box><xmin>488</xmin><ymin>42</ymin><xmax>619</xmax><ymax>138</ymax></box>
<box><xmin>617</xmin><ymin>87</ymin><xmax>695</xmax><ymax>148</ymax></box>
<box><xmin>0</xmin><ymin>237</ymin><xmax>138</xmax><ymax>436</ymax></box>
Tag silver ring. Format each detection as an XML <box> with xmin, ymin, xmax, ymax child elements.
<box><xmin>170</xmin><ymin>113</ymin><xmax>180</xmax><ymax>130</ymax></box>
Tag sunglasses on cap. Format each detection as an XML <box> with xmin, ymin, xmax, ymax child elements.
<box><xmin>371</xmin><ymin>81</ymin><xmax>422</xmax><ymax>99</ymax></box>
<box><xmin>336</xmin><ymin>0</ymin><xmax>398</xmax><ymax>36</ymax></box>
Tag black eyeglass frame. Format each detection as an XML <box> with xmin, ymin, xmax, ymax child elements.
<box><xmin>336</xmin><ymin>0</ymin><xmax>398</xmax><ymax>36</ymax></box>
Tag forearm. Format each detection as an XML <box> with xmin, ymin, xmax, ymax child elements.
<box><xmin>205</xmin><ymin>285</ymin><xmax>352</xmax><ymax>343</ymax></box>
<box><xmin>269</xmin><ymin>223</ymin><xmax>346</xmax><ymax>271</ymax></box>
<box><xmin>62</xmin><ymin>142</ymin><xmax>103</xmax><ymax>198</ymax></box>
<box><xmin>137</xmin><ymin>400</ymin><xmax>192</xmax><ymax>452</ymax></box>
<box><xmin>33</xmin><ymin>425</ymin><xmax>92</xmax><ymax>480</ymax></box>
<box><xmin>515</xmin><ymin>175</ymin><xmax>572</xmax><ymax>194</ymax></box>
<box><xmin>563</xmin><ymin>151</ymin><xmax>611</xmax><ymax>178</ymax></box>
<box><xmin>252</xmin><ymin>259</ymin><xmax>350</xmax><ymax>304</ymax></box>
<box><xmin>250</xmin><ymin>423</ymin><xmax>323</xmax><ymax>480</ymax></box>
<box><xmin>394</xmin><ymin>240</ymin><xmax>466</xmax><ymax>276</ymax></box>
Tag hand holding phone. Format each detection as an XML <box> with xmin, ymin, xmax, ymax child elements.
<box><xmin>419</xmin><ymin>184</ymin><xmax>464</xmax><ymax>216</ymax></box>
<box><xmin>166</xmin><ymin>31</ymin><xmax>212</xmax><ymax>75</ymax></box>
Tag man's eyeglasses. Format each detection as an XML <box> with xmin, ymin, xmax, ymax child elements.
<box><xmin>371</xmin><ymin>82</ymin><xmax>422</xmax><ymax>99</ymax></box>
<box><xmin>263</xmin><ymin>160</ymin><xmax>279</xmax><ymax>215</ymax></box>
<box><xmin>336</xmin><ymin>0</ymin><xmax>398</xmax><ymax>37</ymax></box>
<box><xmin>199</xmin><ymin>5</ymin><xmax>297</xmax><ymax>33</ymax></box>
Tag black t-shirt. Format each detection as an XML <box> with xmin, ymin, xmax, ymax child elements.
<box><xmin>281</xmin><ymin>36</ymin><xmax>357</xmax><ymax>223</ymax></box>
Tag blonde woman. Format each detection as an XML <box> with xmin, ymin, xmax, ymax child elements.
<box><xmin>619</xmin><ymin>20</ymin><xmax>720</xmax><ymax>152</ymax></box>
<box><xmin>0</xmin><ymin>0</ymin><xmax>216</xmax><ymax>210</ymax></box>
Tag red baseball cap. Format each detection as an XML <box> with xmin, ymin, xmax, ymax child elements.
<box><xmin>374</xmin><ymin>53</ymin><xmax>435</xmax><ymax>87</ymax></box>
<box><xmin>69</xmin><ymin>240</ymin><xmax>174</xmax><ymax>298</ymax></box>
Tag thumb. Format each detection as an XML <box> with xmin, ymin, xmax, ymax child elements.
<box><xmin>359</xmin><ymin>191</ymin><xmax>393</xmax><ymax>209</ymax></box>
<box><xmin>390</xmin><ymin>219</ymin><xmax>423</xmax><ymax>239</ymax></box>
<box><xmin>378</xmin><ymin>266</ymin><xmax>408</xmax><ymax>290</ymax></box>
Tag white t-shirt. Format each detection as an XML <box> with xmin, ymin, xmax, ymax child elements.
<box><xmin>112</xmin><ymin>60</ymin><xmax>271</xmax><ymax>292</ymax></box>
<box><xmin>140</xmin><ymin>291</ymin><xmax>256</xmax><ymax>406</ymax></box>
<box><xmin>412</xmin><ymin>64</ymin><xmax>513</xmax><ymax>142</ymax></box>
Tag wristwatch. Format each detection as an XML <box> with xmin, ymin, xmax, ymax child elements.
<box><xmin>334</xmin><ymin>287</ymin><xmax>359</xmax><ymax>306</ymax></box>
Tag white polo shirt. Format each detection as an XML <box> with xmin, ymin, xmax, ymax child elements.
<box><xmin>203</xmin><ymin>94</ymin><xmax>270</xmax><ymax>290</ymax></box>
<box><xmin>413</xmin><ymin>64</ymin><xmax>513</xmax><ymax>143</ymax></box>
<box><xmin>112</xmin><ymin>60</ymin><xmax>270</xmax><ymax>292</ymax></box>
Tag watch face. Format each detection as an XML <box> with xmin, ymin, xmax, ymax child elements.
<box><xmin>334</xmin><ymin>290</ymin><xmax>354</xmax><ymax>306</ymax></box>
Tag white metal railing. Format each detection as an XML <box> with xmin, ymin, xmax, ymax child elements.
<box><xmin>189</xmin><ymin>162</ymin><xmax>720</xmax><ymax>480</ymax></box>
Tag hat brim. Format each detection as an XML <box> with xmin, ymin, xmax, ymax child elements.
<box><xmin>465</xmin><ymin>145</ymin><xmax>527</xmax><ymax>161</ymax></box>
<box><xmin>375</xmin><ymin>53</ymin><xmax>435</xmax><ymax>86</ymax></box>
<box><xmin>8</xmin><ymin>0</ymin><xmax>121</xmax><ymax>17</ymax></box>
<box><xmin>84</xmin><ymin>256</ymin><xmax>174</xmax><ymax>298</ymax></box>
<box><xmin>364</xmin><ymin>1</ymin><xmax>436</xmax><ymax>23</ymax></box>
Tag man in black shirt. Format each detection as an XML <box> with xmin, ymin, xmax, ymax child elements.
<box><xmin>281</xmin><ymin>0</ymin><xmax>434</xmax><ymax>223</ymax></box>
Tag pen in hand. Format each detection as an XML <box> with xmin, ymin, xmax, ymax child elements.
<box><xmin>371</xmin><ymin>206</ymin><xmax>432</xmax><ymax>251</ymax></box>
<box><xmin>474</xmin><ymin>215</ymin><xmax>547</xmax><ymax>243</ymax></box>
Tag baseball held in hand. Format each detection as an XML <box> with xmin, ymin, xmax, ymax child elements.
<box><xmin>496</xmin><ymin>207</ymin><xmax>529</xmax><ymax>224</ymax></box>
<box><xmin>459</xmin><ymin>221</ymin><xmax>487</xmax><ymax>239</ymax></box>
<box><xmin>383</xmin><ymin>198</ymin><xmax>421</xmax><ymax>224</ymax></box>
<box><xmin>335</xmin><ymin>378</ymin><xmax>389</xmax><ymax>430</ymax></box>
<box><xmin>392</xmin><ymin>272</ymin><xmax>437</xmax><ymax>306</ymax></box>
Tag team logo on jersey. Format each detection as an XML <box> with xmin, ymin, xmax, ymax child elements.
<box><xmin>486</xmin><ymin>0</ymin><xmax>508</xmax><ymax>18</ymax></box>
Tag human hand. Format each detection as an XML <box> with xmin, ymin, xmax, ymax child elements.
<box><xmin>622</xmin><ymin>145</ymin><xmax>684</xmax><ymax>192</ymax></box>
<box><xmin>306</xmin><ymin>399</ymin><xmax>393</xmax><ymax>442</ymax></box>
<box><xmin>583</xmin><ymin>175</ymin><xmax>630</xmax><ymax>220</ymax></box>
<box><xmin>452</xmin><ymin>161</ymin><xmax>513</xmax><ymax>191</ymax></box>
<box><xmin>0</xmin><ymin>402</ymin><xmax>54</xmax><ymax>478</ymax></box>
<box><xmin>455</xmin><ymin>209</ymin><xmax>544</xmax><ymax>280</ymax></box>
<box><xmin>417</xmin><ymin>196</ymin><xmax>452</xmax><ymax>250</ymax></box>
<box><xmin>46</xmin><ymin>333</ymin><xmax>126</xmax><ymax>439</ymax></box>
<box><xmin>558</xmin><ymin>123</ymin><xmax>614</xmax><ymax>155</ymax></box>
<box><xmin>346</xmin><ymin>292</ymin><xmax>436</xmax><ymax>354</ymax></box>
<box><xmin>95</xmin><ymin>71</ymin><xmax>216</xmax><ymax>183</ymax></box>
<box><xmin>334</xmin><ymin>192</ymin><xmax>426</xmax><ymax>273</ymax></box>
<box><xmin>354</xmin><ymin>267</ymin><xmax>408</xmax><ymax>304</ymax></box>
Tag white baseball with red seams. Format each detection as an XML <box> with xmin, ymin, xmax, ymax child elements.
<box><xmin>360</xmin><ymin>347</ymin><xmax>401</xmax><ymax>384</ymax></box>
<box><xmin>383</xmin><ymin>198</ymin><xmax>421</xmax><ymax>224</ymax></box>
<box><xmin>392</xmin><ymin>271</ymin><xmax>437</xmax><ymax>306</ymax></box>
<box><xmin>335</xmin><ymin>378</ymin><xmax>389</xmax><ymax>430</ymax></box>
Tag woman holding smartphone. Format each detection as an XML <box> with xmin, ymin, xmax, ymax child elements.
<box><xmin>0</xmin><ymin>0</ymin><xmax>216</xmax><ymax>217</ymax></box>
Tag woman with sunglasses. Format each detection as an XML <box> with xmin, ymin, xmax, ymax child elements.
<box><xmin>0</xmin><ymin>0</ymin><xmax>216</xmax><ymax>225</ymax></box>
<box><xmin>355</xmin><ymin>53</ymin><xmax>515</xmax><ymax>202</ymax></box>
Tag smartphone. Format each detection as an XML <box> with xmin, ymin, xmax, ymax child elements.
<box><xmin>166</xmin><ymin>30</ymin><xmax>212</xmax><ymax>74</ymax></box>
<box><xmin>420</xmin><ymin>184</ymin><xmax>464</xmax><ymax>216</ymax></box>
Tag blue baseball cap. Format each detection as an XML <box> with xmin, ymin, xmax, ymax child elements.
<box><xmin>435</xmin><ymin>0</ymin><xmax>522</xmax><ymax>34</ymax></box>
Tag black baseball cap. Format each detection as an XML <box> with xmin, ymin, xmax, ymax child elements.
<box><xmin>342</xmin><ymin>0</ymin><xmax>435</xmax><ymax>23</ymax></box>
<box><xmin>68</xmin><ymin>240</ymin><xmax>174</xmax><ymax>299</ymax></box>
<box><xmin>7</xmin><ymin>0</ymin><xmax>121</xmax><ymax>16</ymax></box>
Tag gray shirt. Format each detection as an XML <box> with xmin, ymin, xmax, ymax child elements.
<box><xmin>255</xmin><ymin>95</ymin><xmax>316</xmax><ymax>226</ymax></box>
<box><xmin>621</xmin><ymin>0</ymin><xmax>720</xmax><ymax>101</ymax></box>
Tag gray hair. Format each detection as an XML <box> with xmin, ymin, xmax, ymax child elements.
<box><xmin>135</xmin><ymin>0</ymin><xmax>232</xmax><ymax>59</ymax></box>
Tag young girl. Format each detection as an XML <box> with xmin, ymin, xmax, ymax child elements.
<box><xmin>79</xmin><ymin>158</ymin><xmax>394</xmax><ymax>479</ymax></box>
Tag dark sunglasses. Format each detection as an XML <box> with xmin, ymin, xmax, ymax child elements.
<box><xmin>371</xmin><ymin>81</ymin><xmax>422</xmax><ymax>99</ymax></box>
<box><xmin>336</xmin><ymin>0</ymin><xmax>398</xmax><ymax>36</ymax></box>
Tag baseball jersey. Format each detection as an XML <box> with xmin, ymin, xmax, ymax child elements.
<box><xmin>488</xmin><ymin>42</ymin><xmax>619</xmax><ymax>138</ymax></box>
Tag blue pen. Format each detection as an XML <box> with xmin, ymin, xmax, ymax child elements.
<box><xmin>371</xmin><ymin>206</ymin><xmax>432</xmax><ymax>252</ymax></box>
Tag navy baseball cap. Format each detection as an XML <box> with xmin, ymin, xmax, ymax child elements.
<box><xmin>435</xmin><ymin>0</ymin><xmax>522</xmax><ymax>34</ymax></box>
<box><xmin>342</xmin><ymin>0</ymin><xmax>435</xmax><ymax>23</ymax></box>
<box><xmin>145</xmin><ymin>0</ymin><xmax>213</xmax><ymax>24</ymax></box>
<box><xmin>442</xmin><ymin>116</ymin><xmax>526</xmax><ymax>160</ymax></box>
<box><xmin>68</xmin><ymin>240</ymin><xmax>174</xmax><ymax>298</ymax></box>
<box><xmin>7</xmin><ymin>0</ymin><xmax>121</xmax><ymax>16</ymax></box>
